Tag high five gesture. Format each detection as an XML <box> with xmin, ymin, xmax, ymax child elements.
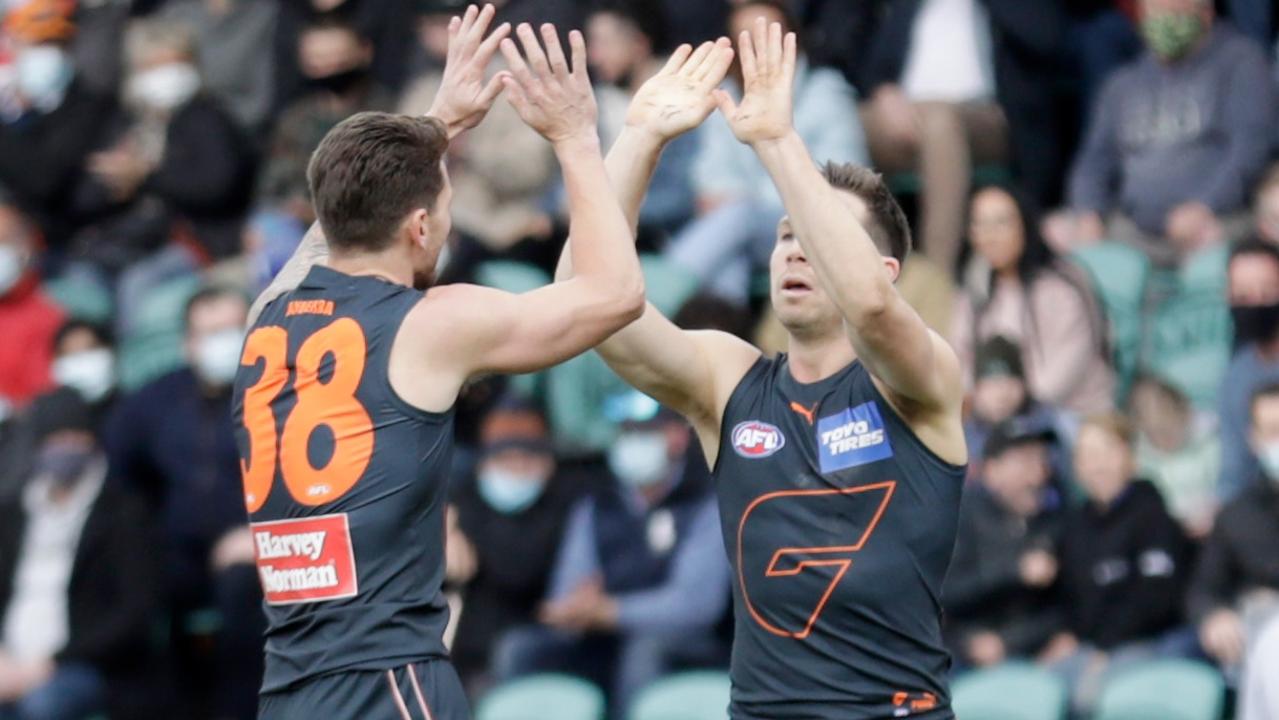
<box><xmin>500</xmin><ymin>24</ymin><xmax>598</xmax><ymax>146</ymax></box>
<box><xmin>427</xmin><ymin>3</ymin><xmax>513</xmax><ymax>139</ymax></box>
<box><xmin>714</xmin><ymin>17</ymin><xmax>797</xmax><ymax>146</ymax></box>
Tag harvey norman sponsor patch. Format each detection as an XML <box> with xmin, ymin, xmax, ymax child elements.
<box><xmin>817</xmin><ymin>402</ymin><xmax>894</xmax><ymax>474</ymax></box>
<box><xmin>252</xmin><ymin>513</ymin><xmax>358</xmax><ymax>605</ymax></box>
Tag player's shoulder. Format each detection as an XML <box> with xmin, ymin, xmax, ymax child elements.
<box><xmin>688</xmin><ymin>328</ymin><xmax>764</xmax><ymax>386</ymax></box>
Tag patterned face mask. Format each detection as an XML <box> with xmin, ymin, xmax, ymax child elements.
<box><xmin>1141</xmin><ymin>13</ymin><xmax>1205</xmax><ymax>61</ymax></box>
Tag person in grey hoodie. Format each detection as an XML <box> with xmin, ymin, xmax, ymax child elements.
<box><xmin>1066</xmin><ymin>0</ymin><xmax>1276</xmax><ymax>266</ymax></box>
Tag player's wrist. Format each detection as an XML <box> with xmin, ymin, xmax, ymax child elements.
<box><xmin>618</xmin><ymin>123</ymin><xmax>669</xmax><ymax>152</ymax></box>
<box><xmin>425</xmin><ymin>102</ymin><xmax>468</xmax><ymax>140</ymax></box>
<box><xmin>749</xmin><ymin>127</ymin><xmax>800</xmax><ymax>152</ymax></box>
<box><xmin>550</xmin><ymin>131</ymin><xmax>602</xmax><ymax>157</ymax></box>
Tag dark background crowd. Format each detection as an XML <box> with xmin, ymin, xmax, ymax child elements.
<box><xmin>1</xmin><ymin>0</ymin><xmax>1279</xmax><ymax>718</ymax></box>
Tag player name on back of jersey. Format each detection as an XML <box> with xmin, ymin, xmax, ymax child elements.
<box><xmin>252</xmin><ymin>513</ymin><xmax>358</xmax><ymax>605</ymax></box>
<box><xmin>285</xmin><ymin>299</ymin><xmax>335</xmax><ymax>317</ymax></box>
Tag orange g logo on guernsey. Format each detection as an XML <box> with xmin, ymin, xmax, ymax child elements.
<box><xmin>737</xmin><ymin>481</ymin><xmax>896</xmax><ymax>639</ymax></box>
<box><xmin>252</xmin><ymin>513</ymin><xmax>358</xmax><ymax>605</ymax></box>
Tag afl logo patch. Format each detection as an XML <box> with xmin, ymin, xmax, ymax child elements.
<box><xmin>732</xmin><ymin>421</ymin><xmax>786</xmax><ymax>458</ymax></box>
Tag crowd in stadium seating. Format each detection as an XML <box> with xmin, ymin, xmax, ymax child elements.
<box><xmin>1</xmin><ymin>0</ymin><xmax>1279</xmax><ymax>718</ymax></box>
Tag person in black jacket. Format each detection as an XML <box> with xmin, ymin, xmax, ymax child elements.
<box><xmin>445</xmin><ymin>397</ymin><xmax>580</xmax><ymax>696</ymax></box>
<box><xmin>0</xmin><ymin>388</ymin><xmax>161</xmax><ymax>720</ymax></box>
<box><xmin>1047</xmin><ymin>412</ymin><xmax>1193</xmax><ymax>714</ymax></box>
<box><xmin>0</xmin><ymin>1</ymin><xmax>117</xmax><ymax>251</ymax></box>
<box><xmin>943</xmin><ymin>419</ymin><xmax>1066</xmax><ymax>669</ymax></box>
<box><xmin>862</xmin><ymin>0</ymin><xmax>1070</xmax><ymax>275</ymax></box>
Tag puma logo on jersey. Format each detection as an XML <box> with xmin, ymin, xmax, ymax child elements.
<box><xmin>732</xmin><ymin>421</ymin><xmax>786</xmax><ymax>458</ymax></box>
<box><xmin>817</xmin><ymin>402</ymin><xmax>894</xmax><ymax>473</ymax></box>
<box><xmin>252</xmin><ymin>514</ymin><xmax>359</xmax><ymax>605</ymax></box>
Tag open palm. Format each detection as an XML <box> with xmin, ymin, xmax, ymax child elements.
<box><xmin>715</xmin><ymin>18</ymin><xmax>797</xmax><ymax>146</ymax></box>
<box><xmin>427</xmin><ymin>4</ymin><xmax>512</xmax><ymax>139</ymax></box>
<box><xmin>625</xmin><ymin>38</ymin><xmax>734</xmax><ymax>141</ymax></box>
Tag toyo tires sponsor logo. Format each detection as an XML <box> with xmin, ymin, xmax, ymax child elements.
<box><xmin>252</xmin><ymin>513</ymin><xmax>358</xmax><ymax>605</ymax></box>
<box><xmin>732</xmin><ymin>420</ymin><xmax>786</xmax><ymax>458</ymax></box>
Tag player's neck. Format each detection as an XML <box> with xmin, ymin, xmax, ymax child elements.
<box><xmin>786</xmin><ymin>331</ymin><xmax>857</xmax><ymax>384</ymax></box>
<box><xmin>327</xmin><ymin>247</ymin><xmax>413</xmax><ymax>287</ymax></box>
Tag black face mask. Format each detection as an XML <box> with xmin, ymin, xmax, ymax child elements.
<box><xmin>308</xmin><ymin>66</ymin><xmax>369</xmax><ymax>95</ymax></box>
<box><xmin>36</xmin><ymin>445</ymin><xmax>96</xmax><ymax>489</ymax></box>
<box><xmin>1231</xmin><ymin>301</ymin><xmax>1279</xmax><ymax>345</ymax></box>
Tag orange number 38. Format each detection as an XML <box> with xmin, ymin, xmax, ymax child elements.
<box><xmin>238</xmin><ymin>318</ymin><xmax>374</xmax><ymax>513</ymax></box>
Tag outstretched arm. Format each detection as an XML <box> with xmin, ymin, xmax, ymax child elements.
<box><xmin>552</xmin><ymin>41</ymin><xmax>761</xmax><ymax>463</ymax></box>
<box><xmin>717</xmin><ymin>20</ymin><xmax>963</xmax><ymax>420</ymax></box>
<box><xmin>420</xmin><ymin>24</ymin><xmax>644</xmax><ymax>378</ymax></box>
<box><xmin>247</xmin><ymin>3</ymin><xmax>511</xmax><ymax>327</ymax></box>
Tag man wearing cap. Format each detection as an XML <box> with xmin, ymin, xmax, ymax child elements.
<box><xmin>0</xmin><ymin>388</ymin><xmax>159</xmax><ymax>720</ymax></box>
<box><xmin>943</xmin><ymin>418</ymin><xmax>1066</xmax><ymax>669</ymax></box>
<box><xmin>0</xmin><ymin>0</ymin><xmax>115</xmax><ymax>248</ymax></box>
<box><xmin>494</xmin><ymin>392</ymin><xmax>730</xmax><ymax>717</ymax></box>
<box><xmin>446</xmin><ymin>398</ymin><xmax>579</xmax><ymax>694</ymax></box>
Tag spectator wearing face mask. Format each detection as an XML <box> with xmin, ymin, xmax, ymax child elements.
<box><xmin>1188</xmin><ymin>383</ymin><xmax>1279</xmax><ymax>678</ymax></box>
<box><xmin>944</xmin><ymin>419</ymin><xmax>1066</xmax><ymax>670</ymax></box>
<box><xmin>1063</xmin><ymin>0</ymin><xmax>1276</xmax><ymax>265</ymax></box>
<box><xmin>257</xmin><ymin>15</ymin><xmax>395</xmax><ymax>222</ymax></box>
<box><xmin>50</xmin><ymin>319</ymin><xmax>117</xmax><ymax>424</ymax></box>
<box><xmin>494</xmin><ymin>393</ymin><xmax>730</xmax><ymax>718</ymax></box>
<box><xmin>0</xmin><ymin>0</ymin><xmax>116</xmax><ymax>249</ymax></box>
<box><xmin>1129</xmin><ymin>374</ymin><xmax>1220</xmax><ymax>538</ymax></box>
<box><xmin>0</xmin><ymin>388</ymin><xmax>161</xmax><ymax>720</ymax></box>
<box><xmin>1219</xmin><ymin>240</ymin><xmax>1279</xmax><ymax>500</ymax></box>
<box><xmin>0</xmin><ymin>202</ymin><xmax>63</xmax><ymax>409</ymax></box>
<box><xmin>1046</xmin><ymin>413</ymin><xmax>1193</xmax><ymax>715</ymax></box>
<box><xmin>446</xmin><ymin>398</ymin><xmax>580</xmax><ymax>695</ymax></box>
<box><xmin>104</xmin><ymin>285</ymin><xmax>263</xmax><ymax>720</ymax></box>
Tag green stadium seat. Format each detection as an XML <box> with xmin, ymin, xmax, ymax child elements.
<box><xmin>1144</xmin><ymin>244</ymin><xmax>1231</xmax><ymax>409</ymax></box>
<box><xmin>951</xmin><ymin>663</ymin><xmax>1067</xmax><ymax>720</ymax></box>
<box><xmin>1069</xmin><ymin>242</ymin><xmax>1151</xmax><ymax>403</ymax></box>
<box><xmin>1092</xmin><ymin>659</ymin><xmax>1225</xmax><ymax>720</ymax></box>
<box><xmin>628</xmin><ymin>671</ymin><xmax>731</xmax><ymax>720</ymax></box>
<box><xmin>117</xmin><ymin>275</ymin><xmax>201</xmax><ymax>390</ymax></box>
<box><xmin>476</xmin><ymin>674</ymin><xmax>605</xmax><ymax>720</ymax></box>
<box><xmin>44</xmin><ymin>274</ymin><xmax>113</xmax><ymax>324</ymax></box>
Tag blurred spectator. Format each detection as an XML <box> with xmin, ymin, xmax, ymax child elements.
<box><xmin>786</xmin><ymin>0</ymin><xmax>885</xmax><ymax>93</ymax></box>
<box><xmin>1254</xmin><ymin>165</ymin><xmax>1279</xmax><ymax>246</ymax></box>
<box><xmin>259</xmin><ymin>16</ymin><xmax>394</xmax><ymax>221</ymax></box>
<box><xmin>104</xmin><ymin>286</ymin><xmax>262</xmax><ymax>720</ymax></box>
<box><xmin>243</xmin><ymin>209</ymin><xmax>308</xmax><ymax>297</ymax></box>
<box><xmin>272</xmin><ymin>0</ymin><xmax>415</xmax><ymax>110</ymax></box>
<box><xmin>666</xmin><ymin>0</ymin><xmax>867</xmax><ymax>306</ymax></box>
<box><xmin>0</xmin><ymin>0</ymin><xmax>116</xmax><ymax>249</ymax></box>
<box><xmin>66</xmin><ymin>0</ymin><xmax>129</xmax><ymax>98</ymax></box>
<box><xmin>399</xmin><ymin>1</ymin><xmax>556</xmax><ymax>282</ymax></box>
<box><xmin>588</xmin><ymin>0</ymin><xmax>696</xmax><ymax>237</ymax></box>
<box><xmin>944</xmin><ymin>419</ymin><xmax>1066</xmax><ymax>669</ymax></box>
<box><xmin>159</xmin><ymin>0</ymin><xmax>279</xmax><ymax>136</ymax></box>
<box><xmin>657</xmin><ymin>0</ymin><xmax>726</xmax><ymax>49</ymax></box>
<box><xmin>1130</xmin><ymin>374</ymin><xmax>1220</xmax><ymax>537</ymax></box>
<box><xmin>1219</xmin><ymin>240</ymin><xmax>1279</xmax><ymax>499</ymax></box>
<box><xmin>1064</xmin><ymin>0</ymin><xmax>1275</xmax><ymax>266</ymax></box>
<box><xmin>0</xmin><ymin>202</ymin><xmax>63</xmax><ymax>408</ymax></box>
<box><xmin>1066</xmin><ymin>0</ymin><xmax>1142</xmax><ymax>115</ymax></box>
<box><xmin>952</xmin><ymin>186</ymin><xmax>1113</xmax><ymax>415</ymax></box>
<box><xmin>962</xmin><ymin>336</ymin><xmax>1071</xmax><ymax>483</ymax></box>
<box><xmin>863</xmin><ymin>0</ymin><xmax>1067</xmax><ymax>274</ymax></box>
<box><xmin>446</xmin><ymin>398</ymin><xmax>579</xmax><ymax>695</ymax></box>
<box><xmin>1048</xmin><ymin>413</ymin><xmax>1192</xmax><ymax>713</ymax></box>
<box><xmin>75</xmin><ymin>16</ymin><xmax>254</xmax><ymax>273</ymax></box>
<box><xmin>494</xmin><ymin>395</ymin><xmax>730</xmax><ymax>716</ymax></box>
<box><xmin>0</xmin><ymin>388</ymin><xmax>160</xmax><ymax>720</ymax></box>
<box><xmin>50</xmin><ymin>319</ymin><xmax>117</xmax><ymax>428</ymax></box>
<box><xmin>1189</xmin><ymin>383</ymin><xmax>1279</xmax><ymax>672</ymax></box>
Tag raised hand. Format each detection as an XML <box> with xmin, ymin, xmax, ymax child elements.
<box><xmin>500</xmin><ymin>23</ymin><xmax>598</xmax><ymax>146</ymax></box>
<box><xmin>714</xmin><ymin>17</ymin><xmax>797</xmax><ymax>146</ymax></box>
<box><xmin>427</xmin><ymin>3</ymin><xmax>513</xmax><ymax>139</ymax></box>
<box><xmin>625</xmin><ymin>38</ymin><xmax>735</xmax><ymax>143</ymax></box>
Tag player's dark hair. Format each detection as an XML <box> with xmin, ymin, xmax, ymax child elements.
<box><xmin>184</xmin><ymin>285</ymin><xmax>249</xmax><ymax>333</ymax></box>
<box><xmin>308</xmin><ymin>112</ymin><xmax>449</xmax><ymax>253</ymax></box>
<box><xmin>821</xmin><ymin>162</ymin><xmax>911</xmax><ymax>265</ymax></box>
<box><xmin>1252</xmin><ymin>382</ymin><xmax>1279</xmax><ymax>420</ymax></box>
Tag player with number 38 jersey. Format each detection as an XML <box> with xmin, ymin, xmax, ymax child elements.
<box><xmin>232</xmin><ymin>6</ymin><xmax>646</xmax><ymax>718</ymax></box>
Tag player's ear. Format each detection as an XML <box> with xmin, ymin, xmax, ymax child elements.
<box><xmin>408</xmin><ymin>208</ymin><xmax>431</xmax><ymax>250</ymax></box>
<box><xmin>883</xmin><ymin>256</ymin><xmax>902</xmax><ymax>284</ymax></box>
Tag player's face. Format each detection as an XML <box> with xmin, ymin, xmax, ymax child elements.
<box><xmin>1074</xmin><ymin>425</ymin><xmax>1134</xmax><ymax>507</ymax></box>
<box><xmin>968</xmin><ymin>188</ymin><xmax>1024</xmax><ymax>274</ymax></box>
<box><xmin>410</xmin><ymin>163</ymin><xmax>453</xmax><ymax>290</ymax></box>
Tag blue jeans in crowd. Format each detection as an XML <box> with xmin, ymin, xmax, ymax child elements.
<box><xmin>0</xmin><ymin>663</ymin><xmax>106</xmax><ymax>720</ymax></box>
<box><xmin>666</xmin><ymin>199</ymin><xmax>784</xmax><ymax>306</ymax></box>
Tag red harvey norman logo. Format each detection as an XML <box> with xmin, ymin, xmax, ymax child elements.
<box><xmin>252</xmin><ymin>513</ymin><xmax>358</xmax><ymax>605</ymax></box>
<box><xmin>732</xmin><ymin>420</ymin><xmax>786</xmax><ymax>458</ymax></box>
